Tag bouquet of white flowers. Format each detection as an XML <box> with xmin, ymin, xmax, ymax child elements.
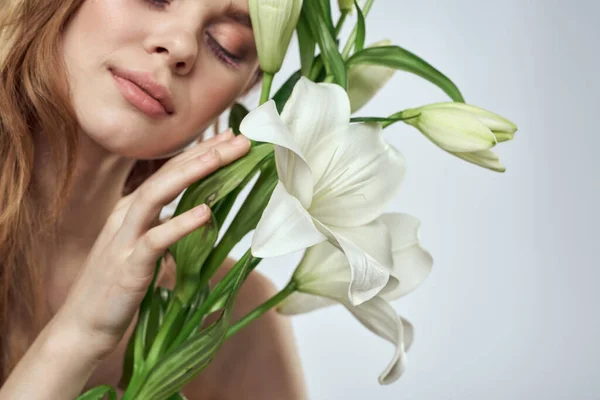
<box><xmin>79</xmin><ymin>0</ymin><xmax>517</xmax><ymax>399</ymax></box>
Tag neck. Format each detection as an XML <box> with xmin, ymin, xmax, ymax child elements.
<box><xmin>34</xmin><ymin>129</ymin><xmax>137</xmax><ymax>253</ymax></box>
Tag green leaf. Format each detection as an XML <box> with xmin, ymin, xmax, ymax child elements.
<box><xmin>347</xmin><ymin>45</ymin><xmax>465</xmax><ymax>102</ymax></box>
<box><xmin>354</xmin><ymin>0</ymin><xmax>366</xmax><ymax>53</ymax></box>
<box><xmin>77</xmin><ymin>385</ymin><xmax>117</xmax><ymax>400</ymax></box>
<box><xmin>173</xmin><ymin>143</ymin><xmax>274</xmax><ymax>217</ymax></box>
<box><xmin>171</xmin><ymin>214</ymin><xmax>218</xmax><ymax>303</ymax></box>
<box><xmin>222</xmin><ymin>160</ymin><xmax>278</xmax><ymax>250</ymax></box>
<box><xmin>183</xmin><ymin>285</ymin><xmax>210</xmax><ymax>326</ymax></box>
<box><xmin>296</xmin><ymin>13</ymin><xmax>316</xmax><ymax>76</ymax></box>
<box><xmin>303</xmin><ymin>0</ymin><xmax>347</xmax><ymax>87</ymax></box>
<box><xmin>212</xmin><ymin>162</ymin><xmax>262</xmax><ymax>229</ymax></box>
<box><xmin>310</xmin><ymin>55</ymin><xmax>328</xmax><ymax>82</ymax></box>
<box><xmin>133</xmin><ymin>254</ymin><xmax>255</xmax><ymax>400</ymax></box>
<box><xmin>317</xmin><ymin>0</ymin><xmax>335</xmax><ymax>36</ymax></box>
<box><xmin>206</xmin><ymin>256</ymin><xmax>263</xmax><ymax>315</ymax></box>
<box><xmin>272</xmin><ymin>70</ymin><xmax>302</xmax><ymax>113</ymax></box>
<box><xmin>145</xmin><ymin>286</ymin><xmax>171</xmax><ymax>355</ymax></box>
<box><xmin>228</xmin><ymin>103</ymin><xmax>249</xmax><ymax>135</ymax></box>
<box><xmin>118</xmin><ymin>259</ymin><xmax>162</xmax><ymax>391</ymax></box>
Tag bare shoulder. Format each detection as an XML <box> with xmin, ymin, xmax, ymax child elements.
<box><xmin>180</xmin><ymin>258</ymin><xmax>307</xmax><ymax>400</ymax></box>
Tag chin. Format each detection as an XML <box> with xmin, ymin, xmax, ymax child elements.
<box><xmin>78</xmin><ymin>115</ymin><xmax>192</xmax><ymax>160</ymax></box>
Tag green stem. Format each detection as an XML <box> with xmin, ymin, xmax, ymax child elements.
<box><xmin>142</xmin><ymin>299</ymin><xmax>184</xmax><ymax>371</ymax></box>
<box><xmin>169</xmin><ymin>250</ymin><xmax>260</xmax><ymax>350</ymax></box>
<box><xmin>198</xmin><ymin>156</ymin><xmax>275</xmax><ymax>291</ymax></box>
<box><xmin>226</xmin><ymin>281</ymin><xmax>297</xmax><ymax>339</ymax></box>
<box><xmin>341</xmin><ymin>0</ymin><xmax>374</xmax><ymax>60</ymax></box>
<box><xmin>121</xmin><ymin>258</ymin><xmax>162</xmax><ymax>399</ymax></box>
<box><xmin>198</xmin><ymin>239</ymin><xmax>233</xmax><ymax>287</ymax></box>
<box><xmin>259</xmin><ymin>72</ymin><xmax>274</xmax><ymax>105</ymax></box>
<box><xmin>122</xmin><ymin>299</ymin><xmax>185</xmax><ymax>399</ymax></box>
<box><xmin>335</xmin><ymin>10</ymin><xmax>349</xmax><ymax>36</ymax></box>
<box><xmin>308</xmin><ymin>56</ymin><xmax>324</xmax><ymax>81</ymax></box>
<box><xmin>382</xmin><ymin>111</ymin><xmax>421</xmax><ymax>128</ymax></box>
<box><xmin>323</xmin><ymin>75</ymin><xmax>335</xmax><ymax>83</ymax></box>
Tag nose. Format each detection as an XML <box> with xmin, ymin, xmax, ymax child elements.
<box><xmin>145</xmin><ymin>29</ymin><xmax>198</xmax><ymax>75</ymax></box>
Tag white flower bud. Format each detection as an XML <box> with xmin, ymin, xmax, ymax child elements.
<box><xmin>421</xmin><ymin>102</ymin><xmax>517</xmax><ymax>143</ymax></box>
<box><xmin>249</xmin><ymin>0</ymin><xmax>303</xmax><ymax>74</ymax></box>
<box><xmin>451</xmin><ymin>149</ymin><xmax>506</xmax><ymax>172</ymax></box>
<box><xmin>402</xmin><ymin>102</ymin><xmax>517</xmax><ymax>171</ymax></box>
<box><xmin>347</xmin><ymin>39</ymin><xmax>395</xmax><ymax>113</ymax></box>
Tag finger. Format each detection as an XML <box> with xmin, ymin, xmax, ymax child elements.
<box><xmin>128</xmin><ymin>203</ymin><xmax>211</xmax><ymax>267</ymax></box>
<box><xmin>169</xmin><ymin>128</ymin><xmax>235</xmax><ymax>168</ymax></box>
<box><xmin>154</xmin><ymin>128</ymin><xmax>234</xmax><ymax>174</ymax></box>
<box><xmin>115</xmin><ymin>135</ymin><xmax>251</xmax><ymax>243</ymax></box>
<box><xmin>116</xmin><ymin>130</ymin><xmax>234</xmax><ymax>230</ymax></box>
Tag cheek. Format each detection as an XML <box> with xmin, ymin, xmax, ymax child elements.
<box><xmin>186</xmin><ymin>74</ymin><xmax>250</xmax><ymax>127</ymax></box>
<box><xmin>63</xmin><ymin>0</ymin><xmax>141</xmax><ymax>69</ymax></box>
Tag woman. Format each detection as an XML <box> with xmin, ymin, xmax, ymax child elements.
<box><xmin>0</xmin><ymin>0</ymin><xmax>306</xmax><ymax>398</ymax></box>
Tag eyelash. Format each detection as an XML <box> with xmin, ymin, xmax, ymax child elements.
<box><xmin>145</xmin><ymin>0</ymin><xmax>242</xmax><ymax>69</ymax></box>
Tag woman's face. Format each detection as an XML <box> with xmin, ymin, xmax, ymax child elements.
<box><xmin>61</xmin><ymin>0</ymin><xmax>258</xmax><ymax>159</ymax></box>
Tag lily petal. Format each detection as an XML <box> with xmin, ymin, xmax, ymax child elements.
<box><xmin>280</xmin><ymin>77</ymin><xmax>352</xmax><ymax>166</ymax></box>
<box><xmin>293</xmin><ymin>240</ymin><xmax>349</xmax><ymax>286</ymax></box>
<box><xmin>294</xmin><ymin>218</ymin><xmax>401</xmax><ymax>302</ymax></box>
<box><xmin>379</xmin><ymin>213</ymin><xmax>433</xmax><ymax>300</ymax></box>
<box><xmin>401</xmin><ymin>317</ymin><xmax>414</xmax><ymax>352</ymax></box>
<box><xmin>251</xmin><ymin>182</ymin><xmax>327</xmax><ymax>258</ymax></box>
<box><xmin>344</xmin><ymin>297</ymin><xmax>408</xmax><ymax>385</ymax></box>
<box><xmin>316</xmin><ymin>221</ymin><xmax>391</xmax><ymax>305</ymax></box>
<box><xmin>240</xmin><ymin>100</ymin><xmax>314</xmax><ymax>208</ymax></box>
<box><xmin>309</xmin><ymin>123</ymin><xmax>406</xmax><ymax>227</ymax></box>
<box><xmin>452</xmin><ymin>149</ymin><xmax>506</xmax><ymax>172</ymax></box>
<box><xmin>277</xmin><ymin>291</ymin><xmax>337</xmax><ymax>315</ymax></box>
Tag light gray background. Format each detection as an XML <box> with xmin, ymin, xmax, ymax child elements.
<box><xmin>208</xmin><ymin>1</ymin><xmax>599</xmax><ymax>399</ymax></box>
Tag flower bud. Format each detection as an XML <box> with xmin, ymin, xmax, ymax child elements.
<box><xmin>347</xmin><ymin>39</ymin><xmax>395</xmax><ymax>113</ymax></box>
<box><xmin>402</xmin><ymin>102</ymin><xmax>517</xmax><ymax>171</ymax></box>
<box><xmin>403</xmin><ymin>103</ymin><xmax>506</xmax><ymax>153</ymax></box>
<box><xmin>337</xmin><ymin>0</ymin><xmax>354</xmax><ymax>12</ymax></box>
<box><xmin>337</xmin><ymin>0</ymin><xmax>367</xmax><ymax>14</ymax></box>
<box><xmin>249</xmin><ymin>0</ymin><xmax>303</xmax><ymax>74</ymax></box>
<box><xmin>451</xmin><ymin>149</ymin><xmax>506</xmax><ymax>172</ymax></box>
<box><xmin>420</xmin><ymin>102</ymin><xmax>517</xmax><ymax>143</ymax></box>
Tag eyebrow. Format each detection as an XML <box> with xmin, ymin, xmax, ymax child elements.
<box><xmin>225</xmin><ymin>5</ymin><xmax>252</xmax><ymax>29</ymax></box>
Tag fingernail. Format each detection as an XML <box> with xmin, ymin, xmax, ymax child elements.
<box><xmin>192</xmin><ymin>204</ymin><xmax>209</xmax><ymax>218</ymax></box>
<box><xmin>232</xmin><ymin>134</ymin><xmax>249</xmax><ymax>146</ymax></box>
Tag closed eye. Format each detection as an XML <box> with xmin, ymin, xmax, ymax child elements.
<box><xmin>205</xmin><ymin>33</ymin><xmax>243</xmax><ymax>69</ymax></box>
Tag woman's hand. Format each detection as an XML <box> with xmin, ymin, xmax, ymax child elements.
<box><xmin>55</xmin><ymin>129</ymin><xmax>251</xmax><ymax>361</ymax></box>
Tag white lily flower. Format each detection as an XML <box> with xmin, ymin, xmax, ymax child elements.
<box><xmin>240</xmin><ymin>77</ymin><xmax>406</xmax><ymax>305</ymax></box>
<box><xmin>278</xmin><ymin>213</ymin><xmax>432</xmax><ymax>384</ymax></box>
<box><xmin>348</xmin><ymin>39</ymin><xmax>396</xmax><ymax>113</ymax></box>
<box><xmin>249</xmin><ymin>0</ymin><xmax>303</xmax><ymax>74</ymax></box>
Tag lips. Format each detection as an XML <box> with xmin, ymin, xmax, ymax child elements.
<box><xmin>109</xmin><ymin>67</ymin><xmax>175</xmax><ymax>114</ymax></box>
